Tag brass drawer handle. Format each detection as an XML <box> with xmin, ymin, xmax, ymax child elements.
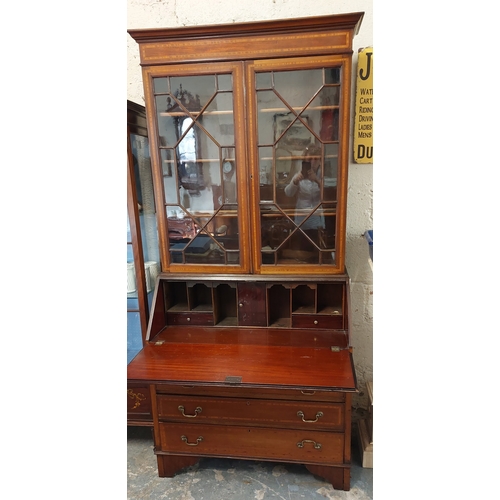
<box><xmin>300</xmin><ymin>390</ymin><xmax>316</xmax><ymax>395</ymax></box>
<box><xmin>297</xmin><ymin>439</ymin><xmax>322</xmax><ymax>450</ymax></box>
<box><xmin>297</xmin><ymin>410</ymin><xmax>323</xmax><ymax>423</ymax></box>
<box><xmin>181</xmin><ymin>435</ymin><xmax>203</xmax><ymax>446</ymax></box>
<box><xmin>178</xmin><ymin>405</ymin><xmax>202</xmax><ymax>417</ymax></box>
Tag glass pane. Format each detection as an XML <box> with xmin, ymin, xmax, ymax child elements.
<box><xmin>127</xmin><ymin>311</ymin><xmax>143</xmax><ymax>364</ymax></box>
<box><xmin>157</xmin><ymin>72</ymin><xmax>241</xmax><ymax>267</ymax></box>
<box><xmin>274</xmin><ymin>69</ymin><xmax>322</xmax><ymax>111</ymax></box>
<box><xmin>324</xmin><ymin>143</ymin><xmax>338</xmax><ymax>202</ymax></box>
<box><xmin>256</xmin><ymin>72</ymin><xmax>272</xmax><ymax>89</ymax></box>
<box><xmin>127</xmin><ymin>213</ymin><xmax>132</xmax><ymax>245</ymax></box>
<box><xmin>221</xmin><ymin>149</ymin><xmax>237</xmax><ymax>204</ymax></box>
<box><xmin>217</xmin><ymin>74</ymin><xmax>232</xmax><ymax>91</ymax></box>
<box><xmin>202</xmin><ymin>92</ymin><xmax>234</xmax><ymax>146</ymax></box>
<box><xmin>255</xmin><ymin>65</ymin><xmax>343</xmax><ymax>267</ymax></box>
<box><xmin>325</xmin><ymin>67</ymin><xmax>341</xmax><ymax>85</ymax></box>
<box><xmin>167</xmin><ymin>205</ymin><xmax>198</xmax><ymax>238</ymax></box>
<box><xmin>170</xmin><ymin>75</ymin><xmax>216</xmax><ymax>111</ymax></box>
<box><xmin>161</xmin><ymin>149</ymin><xmax>178</xmax><ymax>202</ymax></box>
<box><xmin>153</xmin><ymin>77</ymin><xmax>169</xmax><ymax>93</ymax></box>
<box><xmin>129</xmin><ymin>131</ymin><xmax>160</xmax><ymax>287</ymax></box>
<box><xmin>277</xmin><ymin>116</ymin><xmax>315</xmax><ymax>152</ymax></box>
<box><xmin>257</xmin><ymin>90</ymin><xmax>289</xmax><ymax>145</ymax></box>
<box><xmin>128</xmin><ymin>124</ymin><xmax>160</xmax><ymax>361</ymax></box>
<box><xmin>261</xmin><ymin>211</ymin><xmax>294</xmax><ymax>250</ymax></box>
<box><xmin>258</xmin><ymin>146</ymin><xmax>273</xmax><ymax>202</ymax></box>
<box><xmin>156</xmin><ymin>96</ymin><xmax>180</xmax><ymax>147</ymax></box>
<box><xmin>305</xmin><ymin>87</ymin><xmax>339</xmax><ymax>141</ymax></box>
<box><xmin>127</xmin><ymin>260</ymin><xmax>137</xmax><ymax>293</ymax></box>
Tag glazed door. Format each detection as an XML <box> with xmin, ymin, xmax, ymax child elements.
<box><xmin>127</xmin><ymin>101</ymin><xmax>160</xmax><ymax>363</ymax></box>
<box><xmin>143</xmin><ymin>62</ymin><xmax>251</xmax><ymax>274</ymax></box>
<box><xmin>246</xmin><ymin>56</ymin><xmax>352</xmax><ymax>274</ymax></box>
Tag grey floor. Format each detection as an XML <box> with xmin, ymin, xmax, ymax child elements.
<box><xmin>127</xmin><ymin>425</ymin><xmax>373</xmax><ymax>499</ymax></box>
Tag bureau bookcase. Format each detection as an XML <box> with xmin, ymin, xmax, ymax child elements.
<box><xmin>127</xmin><ymin>12</ymin><xmax>363</xmax><ymax>490</ymax></box>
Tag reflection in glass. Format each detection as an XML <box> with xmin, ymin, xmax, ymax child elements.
<box><xmin>203</xmin><ymin>92</ymin><xmax>234</xmax><ymax>146</ymax></box>
<box><xmin>256</xmin><ymin>72</ymin><xmax>272</xmax><ymax>89</ymax></box>
<box><xmin>323</xmin><ymin>143</ymin><xmax>338</xmax><ymax>203</ymax></box>
<box><xmin>153</xmin><ymin>73</ymin><xmax>240</xmax><ymax>266</ymax></box>
<box><xmin>255</xmin><ymin>66</ymin><xmax>342</xmax><ymax>266</ymax></box>
<box><xmin>217</xmin><ymin>74</ymin><xmax>232</xmax><ymax>92</ymax></box>
<box><xmin>156</xmin><ymin>96</ymin><xmax>179</xmax><ymax>147</ymax></box>
<box><xmin>325</xmin><ymin>67</ymin><xmax>341</xmax><ymax>84</ymax></box>
<box><xmin>257</xmin><ymin>90</ymin><xmax>285</xmax><ymax>145</ymax></box>
<box><xmin>170</xmin><ymin>76</ymin><xmax>216</xmax><ymax>109</ymax></box>
<box><xmin>274</xmin><ymin>69</ymin><xmax>322</xmax><ymax>110</ymax></box>
<box><xmin>128</xmin><ymin>129</ymin><xmax>159</xmax><ymax>362</ymax></box>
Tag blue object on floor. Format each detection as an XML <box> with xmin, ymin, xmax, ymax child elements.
<box><xmin>364</xmin><ymin>230</ymin><xmax>373</xmax><ymax>262</ymax></box>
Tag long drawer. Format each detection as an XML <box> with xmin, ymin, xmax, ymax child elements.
<box><xmin>157</xmin><ymin>422</ymin><xmax>344</xmax><ymax>465</ymax></box>
<box><xmin>155</xmin><ymin>384</ymin><xmax>347</xmax><ymax>402</ymax></box>
<box><xmin>157</xmin><ymin>395</ymin><xmax>344</xmax><ymax>430</ymax></box>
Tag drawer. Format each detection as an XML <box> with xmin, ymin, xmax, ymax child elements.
<box><xmin>167</xmin><ymin>312</ymin><xmax>214</xmax><ymax>326</ymax></box>
<box><xmin>292</xmin><ymin>314</ymin><xmax>343</xmax><ymax>329</ymax></box>
<box><xmin>155</xmin><ymin>385</ymin><xmax>346</xmax><ymax>403</ymax></box>
<box><xmin>158</xmin><ymin>422</ymin><xmax>344</xmax><ymax>465</ymax></box>
<box><xmin>157</xmin><ymin>395</ymin><xmax>344</xmax><ymax>430</ymax></box>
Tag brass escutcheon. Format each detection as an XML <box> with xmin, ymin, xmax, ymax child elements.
<box><xmin>297</xmin><ymin>410</ymin><xmax>324</xmax><ymax>423</ymax></box>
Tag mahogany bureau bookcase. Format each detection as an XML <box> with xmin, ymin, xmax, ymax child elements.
<box><xmin>127</xmin><ymin>12</ymin><xmax>363</xmax><ymax>491</ymax></box>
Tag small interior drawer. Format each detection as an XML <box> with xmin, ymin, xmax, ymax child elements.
<box><xmin>167</xmin><ymin>312</ymin><xmax>214</xmax><ymax>326</ymax></box>
<box><xmin>291</xmin><ymin>314</ymin><xmax>343</xmax><ymax>329</ymax></box>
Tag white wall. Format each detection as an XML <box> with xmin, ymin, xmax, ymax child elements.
<box><xmin>127</xmin><ymin>0</ymin><xmax>373</xmax><ymax>413</ymax></box>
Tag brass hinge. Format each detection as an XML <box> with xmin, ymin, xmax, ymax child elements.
<box><xmin>330</xmin><ymin>346</ymin><xmax>341</xmax><ymax>352</ymax></box>
<box><xmin>225</xmin><ymin>376</ymin><xmax>242</xmax><ymax>384</ymax></box>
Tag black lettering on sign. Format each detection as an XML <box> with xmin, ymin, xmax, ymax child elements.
<box><xmin>359</xmin><ymin>52</ymin><xmax>372</xmax><ymax>81</ymax></box>
<box><xmin>357</xmin><ymin>144</ymin><xmax>373</xmax><ymax>159</ymax></box>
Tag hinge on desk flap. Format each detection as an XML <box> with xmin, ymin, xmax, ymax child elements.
<box><xmin>331</xmin><ymin>346</ymin><xmax>341</xmax><ymax>352</ymax></box>
<box><xmin>225</xmin><ymin>376</ymin><xmax>242</xmax><ymax>384</ymax></box>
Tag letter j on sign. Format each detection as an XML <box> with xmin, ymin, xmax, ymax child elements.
<box><xmin>354</xmin><ymin>47</ymin><xmax>373</xmax><ymax>164</ymax></box>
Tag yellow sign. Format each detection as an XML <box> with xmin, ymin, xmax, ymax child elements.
<box><xmin>354</xmin><ymin>47</ymin><xmax>373</xmax><ymax>163</ymax></box>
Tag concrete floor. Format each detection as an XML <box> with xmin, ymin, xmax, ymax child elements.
<box><xmin>127</xmin><ymin>426</ymin><xmax>373</xmax><ymax>499</ymax></box>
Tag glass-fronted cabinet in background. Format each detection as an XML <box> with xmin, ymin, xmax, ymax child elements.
<box><xmin>127</xmin><ymin>100</ymin><xmax>160</xmax><ymax>364</ymax></box>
